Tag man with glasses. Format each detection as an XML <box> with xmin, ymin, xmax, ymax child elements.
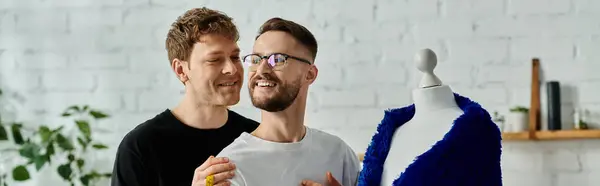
<box><xmin>215</xmin><ymin>17</ymin><xmax>360</xmax><ymax>186</ymax></box>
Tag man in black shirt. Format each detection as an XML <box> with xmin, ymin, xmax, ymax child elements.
<box><xmin>110</xmin><ymin>7</ymin><xmax>259</xmax><ymax>186</ymax></box>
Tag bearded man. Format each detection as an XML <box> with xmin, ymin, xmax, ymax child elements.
<box><xmin>215</xmin><ymin>17</ymin><xmax>360</xmax><ymax>186</ymax></box>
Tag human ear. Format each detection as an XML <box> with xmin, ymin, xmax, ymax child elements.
<box><xmin>172</xmin><ymin>58</ymin><xmax>188</xmax><ymax>83</ymax></box>
<box><xmin>306</xmin><ymin>65</ymin><xmax>318</xmax><ymax>84</ymax></box>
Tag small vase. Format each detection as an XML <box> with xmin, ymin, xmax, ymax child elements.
<box><xmin>506</xmin><ymin>112</ymin><xmax>529</xmax><ymax>132</ymax></box>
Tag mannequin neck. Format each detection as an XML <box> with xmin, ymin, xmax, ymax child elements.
<box><xmin>412</xmin><ymin>85</ymin><xmax>458</xmax><ymax>113</ymax></box>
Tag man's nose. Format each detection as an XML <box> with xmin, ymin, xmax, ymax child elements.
<box><xmin>222</xmin><ymin>59</ymin><xmax>239</xmax><ymax>75</ymax></box>
<box><xmin>255</xmin><ymin>58</ymin><xmax>273</xmax><ymax>75</ymax></box>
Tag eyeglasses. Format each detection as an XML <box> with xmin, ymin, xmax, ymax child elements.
<box><xmin>242</xmin><ymin>53</ymin><xmax>312</xmax><ymax>71</ymax></box>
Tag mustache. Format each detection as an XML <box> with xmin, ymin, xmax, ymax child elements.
<box><xmin>250</xmin><ymin>73</ymin><xmax>280</xmax><ymax>84</ymax></box>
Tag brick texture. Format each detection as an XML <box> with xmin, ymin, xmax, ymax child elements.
<box><xmin>0</xmin><ymin>0</ymin><xmax>599</xmax><ymax>185</ymax></box>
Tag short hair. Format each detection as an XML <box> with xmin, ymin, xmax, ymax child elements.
<box><xmin>256</xmin><ymin>17</ymin><xmax>318</xmax><ymax>60</ymax></box>
<box><xmin>165</xmin><ymin>7</ymin><xmax>239</xmax><ymax>64</ymax></box>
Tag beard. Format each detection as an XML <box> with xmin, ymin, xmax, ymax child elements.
<box><xmin>249</xmin><ymin>73</ymin><xmax>301</xmax><ymax>112</ymax></box>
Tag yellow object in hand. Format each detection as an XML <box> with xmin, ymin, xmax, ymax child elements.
<box><xmin>205</xmin><ymin>175</ymin><xmax>214</xmax><ymax>186</ymax></box>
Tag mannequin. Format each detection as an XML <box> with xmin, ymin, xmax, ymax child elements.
<box><xmin>358</xmin><ymin>49</ymin><xmax>502</xmax><ymax>186</ymax></box>
<box><xmin>381</xmin><ymin>49</ymin><xmax>463</xmax><ymax>185</ymax></box>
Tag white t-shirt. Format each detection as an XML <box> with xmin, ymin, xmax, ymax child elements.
<box><xmin>216</xmin><ymin>127</ymin><xmax>360</xmax><ymax>186</ymax></box>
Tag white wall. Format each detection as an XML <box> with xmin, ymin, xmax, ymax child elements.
<box><xmin>1</xmin><ymin>0</ymin><xmax>600</xmax><ymax>185</ymax></box>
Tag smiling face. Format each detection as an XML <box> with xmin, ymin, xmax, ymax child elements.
<box><xmin>166</xmin><ymin>7</ymin><xmax>243</xmax><ymax>107</ymax></box>
<box><xmin>247</xmin><ymin>31</ymin><xmax>316</xmax><ymax>112</ymax></box>
<box><xmin>174</xmin><ymin>34</ymin><xmax>244</xmax><ymax>106</ymax></box>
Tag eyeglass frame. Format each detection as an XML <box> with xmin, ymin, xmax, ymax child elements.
<box><xmin>242</xmin><ymin>53</ymin><xmax>313</xmax><ymax>71</ymax></box>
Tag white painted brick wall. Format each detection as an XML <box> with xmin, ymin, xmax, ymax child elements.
<box><xmin>0</xmin><ymin>0</ymin><xmax>599</xmax><ymax>185</ymax></box>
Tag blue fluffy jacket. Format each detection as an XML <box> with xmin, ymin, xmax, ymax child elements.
<box><xmin>358</xmin><ymin>93</ymin><xmax>503</xmax><ymax>186</ymax></box>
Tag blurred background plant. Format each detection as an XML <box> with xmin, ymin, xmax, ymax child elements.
<box><xmin>0</xmin><ymin>88</ymin><xmax>112</xmax><ymax>186</ymax></box>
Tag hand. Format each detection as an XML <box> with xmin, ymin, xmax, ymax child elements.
<box><xmin>300</xmin><ymin>172</ymin><xmax>342</xmax><ymax>186</ymax></box>
<box><xmin>191</xmin><ymin>156</ymin><xmax>236</xmax><ymax>186</ymax></box>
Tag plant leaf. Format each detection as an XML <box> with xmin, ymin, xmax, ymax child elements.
<box><xmin>10</xmin><ymin>123</ymin><xmax>24</xmax><ymax>145</ymax></box>
<box><xmin>76</xmin><ymin>159</ymin><xmax>85</xmax><ymax>170</ymax></box>
<box><xmin>18</xmin><ymin>143</ymin><xmax>40</xmax><ymax>159</ymax></box>
<box><xmin>82</xmin><ymin>105</ymin><xmax>89</xmax><ymax>111</ymax></box>
<box><xmin>75</xmin><ymin>120</ymin><xmax>91</xmax><ymax>138</ymax></box>
<box><xmin>89</xmin><ymin>110</ymin><xmax>108</xmax><ymax>119</ymax></box>
<box><xmin>56</xmin><ymin>134</ymin><xmax>74</xmax><ymax>151</ymax></box>
<box><xmin>80</xmin><ymin>174</ymin><xmax>91</xmax><ymax>186</ymax></box>
<box><xmin>92</xmin><ymin>143</ymin><xmax>108</xmax><ymax>149</ymax></box>
<box><xmin>34</xmin><ymin>154</ymin><xmax>48</xmax><ymax>170</ymax></box>
<box><xmin>79</xmin><ymin>172</ymin><xmax>101</xmax><ymax>186</ymax></box>
<box><xmin>61</xmin><ymin>105</ymin><xmax>80</xmax><ymax>117</ymax></box>
<box><xmin>52</xmin><ymin>126</ymin><xmax>64</xmax><ymax>133</ymax></box>
<box><xmin>39</xmin><ymin>126</ymin><xmax>51</xmax><ymax>143</ymax></box>
<box><xmin>12</xmin><ymin>165</ymin><xmax>30</xmax><ymax>181</ymax></box>
<box><xmin>46</xmin><ymin>141</ymin><xmax>55</xmax><ymax>156</ymax></box>
<box><xmin>77</xmin><ymin>137</ymin><xmax>88</xmax><ymax>151</ymax></box>
<box><xmin>0</xmin><ymin>125</ymin><xmax>8</xmax><ymax>141</ymax></box>
<box><xmin>57</xmin><ymin>164</ymin><xmax>72</xmax><ymax>181</ymax></box>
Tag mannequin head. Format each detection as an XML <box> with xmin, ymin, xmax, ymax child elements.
<box><xmin>415</xmin><ymin>48</ymin><xmax>442</xmax><ymax>88</ymax></box>
<box><xmin>244</xmin><ymin>18</ymin><xmax>318</xmax><ymax>112</ymax></box>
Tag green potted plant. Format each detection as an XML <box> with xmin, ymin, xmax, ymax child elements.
<box><xmin>506</xmin><ymin>106</ymin><xmax>529</xmax><ymax>132</ymax></box>
<box><xmin>491</xmin><ymin>111</ymin><xmax>506</xmax><ymax>132</ymax></box>
<box><xmin>0</xmin><ymin>88</ymin><xmax>112</xmax><ymax>186</ymax></box>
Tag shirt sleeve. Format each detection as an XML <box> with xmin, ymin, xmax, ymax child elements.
<box><xmin>110</xmin><ymin>143</ymin><xmax>152</xmax><ymax>186</ymax></box>
<box><xmin>227</xmin><ymin>169</ymin><xmax>246</xmax><ymax>186</ymax></box>
<box><xmin>342</xmin><ymin>144</ymin><xmax>361</xmax><ymax>186</ymax></box>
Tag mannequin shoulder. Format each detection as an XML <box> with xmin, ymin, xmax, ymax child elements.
<box><xmin>460</xmin><ymin>106</ymin><xmax>502</xmax><ymax>134</ymax></box>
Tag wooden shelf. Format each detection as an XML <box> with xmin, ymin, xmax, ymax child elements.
<box><xmin>357</xmin><ymin>130</ymin><xmax>600</xmax><ymax>161</ymax></box>
<box><xmin>502</xmin><ymin>129</ymin><xmax>600</xmax><ymax>141</ymax></box>
<box><xmin>500</xmin><ymin>59</ymin><xmax>600</xmax><ymax>141</ymax></box>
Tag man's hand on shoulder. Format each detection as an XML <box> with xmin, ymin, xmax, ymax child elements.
<box><xmin>192</xmin><ymin>156</ymin><xmax>236</xmax><ymax>186</ymax></box>
<box><xmin>300</xmin><ymin>172</ymin><xmax>342</xmax><ymax>186</ymax></box>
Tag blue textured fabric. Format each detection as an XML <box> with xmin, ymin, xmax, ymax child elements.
<box><xmin>358</xmin><ymin>93</ymin><xmax>502</xmax><ymax>186</ymax></box>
